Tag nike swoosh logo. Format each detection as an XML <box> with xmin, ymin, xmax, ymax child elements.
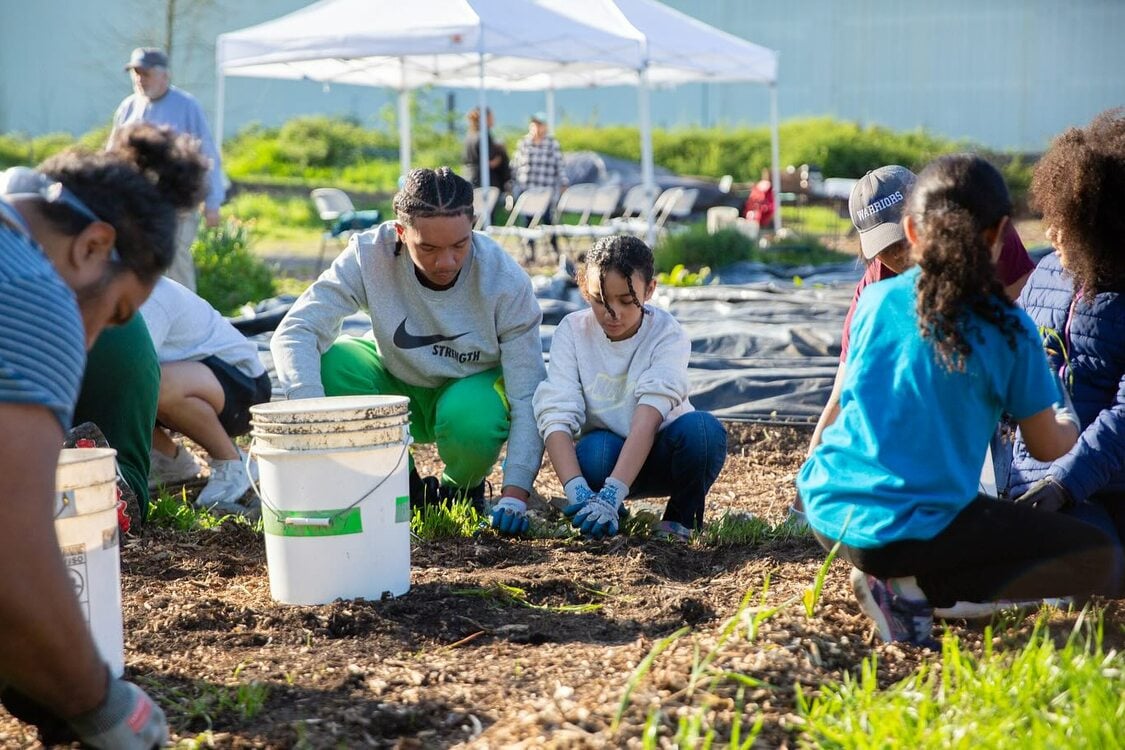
<box><xmin>393</xmin><ymin>318</ymin><xmax>470</xmax><ymax>349</ymax></box>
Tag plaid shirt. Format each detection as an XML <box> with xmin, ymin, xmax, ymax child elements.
<box><xmin>513</xmin><ymin>135</ymin><xmax>566</xmax><ymax>193</ymax></box>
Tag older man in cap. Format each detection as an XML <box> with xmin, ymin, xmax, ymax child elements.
<box><xmin>110</xmin><ymin>47</ymin><xmax>226</xmax><ymax>291</ymax></box>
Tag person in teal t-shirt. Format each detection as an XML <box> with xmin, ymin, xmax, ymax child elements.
<box><xmin>797</xmin><ymin>154</ymin><xmax>1122</xmax><ymax>647</ymax></box>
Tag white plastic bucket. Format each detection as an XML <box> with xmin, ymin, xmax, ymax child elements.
<box><xmin>251</xmin><ymin>395</ymin><xmax>409</xmax><ymax>424</ymax></box>
<box><xmin>250</xmin><ymin>395</ymin><xmax>412</xmax><ymax>605</ymax></box>
<box><xmin>55</xmin><ymin>448</ymin><xmax>124</xmax><ymax>677</ymax></box>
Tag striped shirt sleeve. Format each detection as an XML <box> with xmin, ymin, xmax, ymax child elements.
<box><xmin>0</xmin><ymin>226</ymin><xmax>85</xmax><ymax>429</ymax></box>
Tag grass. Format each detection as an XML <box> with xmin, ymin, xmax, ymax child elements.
<box><xmin>410</xmin><ymin>498</ymin><xmax>485</xmax><ymax>540</ymax></box>
<box><xmin>797</xmin><ymin>614</ymin><xmax>1125</xmax><ymax>748</ymax></box>
<box><xmin>781</xmin><ymin>204</ymin><xmax>854</xmax><ymax>237</ymax></box>
<box><xmin>452</xmin><ymin>581</ymin><xmax>606</xmax><ymax>614</ymax></box>
<box><xmin>147</xmin><ymin>487</ymin><xmax>262</xmax><ymax>533</ymax></box>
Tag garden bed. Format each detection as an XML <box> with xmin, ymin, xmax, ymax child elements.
<box><xmin>1</xmin><ymin>423</ymin><xmax>1120</xmax><ymax>748</ymax></box>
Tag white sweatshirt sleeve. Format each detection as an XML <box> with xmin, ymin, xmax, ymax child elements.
<box><xmin>634</xmin><ymin>314</ymin><xmax>691</xmax><ymax>418</ymax></box>
<box><xmin>533</xmin><ymin>316</ymin><xmax>586</xmax><ymax>440</ymax></box>
<box><xmin>270</xmin><ymin>237</ymin><xmax>368</xmax><ymax>399</ymax></box>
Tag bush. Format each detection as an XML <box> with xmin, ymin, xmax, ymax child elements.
<box><xmin>654</xmin><ymin>225</ymin><xmax>755</xmax><ymax>273</ymax></box>
<box><xmin>192</xmin><ymin>219</ymin><xmax>275</xmax><ymax>315</ymax></box>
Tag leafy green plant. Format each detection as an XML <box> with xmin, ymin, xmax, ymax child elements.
<box><xmin>192</xmin><ymin>219</ymin><xmax>276</xmax><ymax>315</ymax></box>
<box><xmin>658</xmin><ymin>263</ymin><xmax>712</xmax><ymax>287</ymax></box>
<box><xmin>410</xmin><ymin>498</ymin><xmax>484</xmax><ymax>540</ymax></box>
<box><xmin>655</xmin><ymin>225</ymin><xmax>756</xmax><ymax>273</ymax></box>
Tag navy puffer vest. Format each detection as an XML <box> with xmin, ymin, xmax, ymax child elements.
<box><xmin>1009</xmin><ymin>252</ymin><xmax>1125</xmax><ymax>501</ymax></box>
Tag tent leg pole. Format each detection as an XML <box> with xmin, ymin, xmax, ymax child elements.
<box><xmin>398</xmin><ymin>86</ymin><xmax>411</xmax><ymax>181</ymax></box>
<box><xmin>638</xmin><ymin>66</ymin><xmax>656</xmax><ymax>247</ymax></box>
<box><xmin>545</xmin><ymin>87</ymin><xmax>556</xmax><ymax>132</ymax></box>
<box><xmin>477</xmin><ymin>50</ymin><xmax>491</xmax><ymax>228</ymax></box>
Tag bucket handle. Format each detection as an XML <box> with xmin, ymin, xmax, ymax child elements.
<box><xmin>245</xmin><ymin>437</ymin><xmax>422</xmax><ymax>540</ymax></box>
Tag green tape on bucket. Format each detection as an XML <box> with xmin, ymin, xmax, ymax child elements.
<box><xmin>264</xmin><ymin>508</ymin><xmax>364</xmax><ymax>537</ymax></box>
<box><xmin>395</xmin><ymin>496</ymin><xmax>410</xmax><ymax>524</ymax></box>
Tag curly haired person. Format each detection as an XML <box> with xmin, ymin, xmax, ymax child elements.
<box><xmin>1005</xmin><ymin>109</ymin><xmax>1125</xmax><ymax>568</ymax></box>
<box><xmin>797</xmin><ymin>154</ymin><xmax>1122</xmax><ymax>647</ymax></box>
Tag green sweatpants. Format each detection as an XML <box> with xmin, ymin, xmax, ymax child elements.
<box><xmin>321</xmin><ymin>336</ymin><xmax>510</xmax><ymax>489</ymax></box>
<box><xmin>73</xmin><ymin>314</ymin><xmax>161</xmax><ymax>517</ymax></box>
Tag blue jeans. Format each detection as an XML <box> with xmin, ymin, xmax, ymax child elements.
<box><xmin>575</xmin><ymin>411</ymin><xmax>727</xmax><ymax>529</ymax></box>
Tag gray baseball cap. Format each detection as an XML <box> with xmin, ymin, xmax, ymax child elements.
<box><xmin>849</xmin><ymin>165</ymin><xmax>916</xmax><ymax>259</ymax></box>
<box><xmin>125</xmin><ymin>47</ymin><xmax>168</xmax><ymax>70</ymax></box>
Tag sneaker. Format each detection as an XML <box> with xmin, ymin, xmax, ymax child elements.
<box><xmin>148</xmin><ymin>446</ymin><xmax>203</xmax><ymax>490</ymax></box>
<box><xmin>195</xmin><ymin>459</ymin><xmax>252</xmax><ymax>514</ymax></box>
<box><xmin>850</xmin><ymin>567</ymin><xmax>937</xmax><ymax>647</ymax></box>
<box><xmin>788</xmin><ymin>495</ymin><xmax>809</xmax><ymax>528</ymax></box>
<box><xmin>237</xmin><ymin>447</ymin><xmax>259</xmax><ymax>484</ymax></box>
<box><xmin>653</xmin><ymin>520</ymin><xmax>692</xmax><ymax>542</ymax></box>
<box><xmin>934</xmin><ymin>597</ymin><xmax>1074</xmax><ymax>620</ymax></box>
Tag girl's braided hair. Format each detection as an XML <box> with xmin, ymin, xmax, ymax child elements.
<box><xmin>37</xmin><ymin>122</ymin><xmax>207</xmax><ymax>283</ymax></box>
<box><xmin>1031</xmin><ymin>108</ymin><xmax>1125</xmax><ymax>299</ymax></box>
<box><xmin>910</xmin><ymin>153</ymin><xmax>1020</xmax><ymax>370</ymax></box>
<box><xmin>580</xmin><ymin>235</ymin><xmax>654</xmax><ymax>319</ymax></box>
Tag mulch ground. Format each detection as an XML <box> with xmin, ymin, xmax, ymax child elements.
<box><xmin>3</xmin><ymin>422</ymin><xmax>1121</xmax><ymax>749</ymax></box>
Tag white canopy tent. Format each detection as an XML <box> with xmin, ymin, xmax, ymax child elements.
<box><xmin>492</xmin><ymin>0</ymin><xmax>783</xmax><ymax>232</ymax></box>
<box><xmin>216</xmin><ymin>0</ymin><xmax>781</xmax><ymax>236</ymax></box>
<box><xmin>216</xmin><ymin>0</ymin><xmax>644</xmax><ymax>200</ymax></box>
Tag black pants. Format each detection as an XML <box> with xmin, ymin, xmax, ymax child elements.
<box><xmin>814</xmin><ymin>496</ymin><xmax>1124</xmax><ymax>607</ymax></box>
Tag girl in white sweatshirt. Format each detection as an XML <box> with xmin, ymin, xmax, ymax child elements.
<box><xmin>531</xmin><ymin>235</ymin><xmax>727</xmax><ymax>540</ymax></box>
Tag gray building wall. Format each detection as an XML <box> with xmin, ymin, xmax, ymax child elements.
<box><xmin>1</xmin><ymin>0</ymin><xmax>1123</xmax><ymax>152</ymax></box>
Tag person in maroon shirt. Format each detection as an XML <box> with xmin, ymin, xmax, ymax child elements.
<box><xmin>799</xmin><ymin>165</ymin><xmax>1035</xmax><ymax>518</ymax></box>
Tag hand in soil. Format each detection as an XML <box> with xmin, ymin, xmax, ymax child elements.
<box><xmin>490</xmin><ymin>497</ymin><xmax>530</xmax><ymax>535</ymax></box>
<box><xmin>571</xmin><ymin>479</ymin><xmax>627</xmax><ymax>538</ymax></box>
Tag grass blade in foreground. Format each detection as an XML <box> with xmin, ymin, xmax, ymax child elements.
<box><xmin>798</xmin><ymin>615</ymin><xmax>1124</xmax><ymax>749</ymax></box>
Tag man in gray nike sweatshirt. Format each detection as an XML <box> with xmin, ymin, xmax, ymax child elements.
<box><xmin>271</xmin><ymin>168</ymin><xmax>545</xmax><ymax>532</ymax></box>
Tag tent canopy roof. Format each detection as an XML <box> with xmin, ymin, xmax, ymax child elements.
<box><xmin>217</xmin><ymin>0</ymin><xmax>645</xmax><ymax>89</ymax></box>
<box><xmin>217</xmin><ymin>0</ymin><xmax>777</xmax><ymax>91</ymax></box>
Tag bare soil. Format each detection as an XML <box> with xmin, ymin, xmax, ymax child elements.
<box><xmin>3</xmin><ymin>423</ymin><xmax>1120</xmax><ymax>749</ymax></box>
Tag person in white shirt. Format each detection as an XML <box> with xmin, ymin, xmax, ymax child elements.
<box><xmin>529</xmin><ymin>235</ymin><xmax>727</xmax><ymax>540</ymax></box>
<box><xmin>140</xmin><ymin>277</ymin><xmax>271</xmax><ymax>513</ymax></box>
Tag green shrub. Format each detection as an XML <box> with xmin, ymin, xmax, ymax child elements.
<box><xmin>654</xmin><ymin>225</ymin><xmax>755</xmax><ymax>273</ymax></box>
<box><xmin>192</xmin><ymin>219</ymin><xmax>275</xmax><ymax>315</ymax></box>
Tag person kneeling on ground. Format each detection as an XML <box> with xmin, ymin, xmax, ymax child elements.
<box><xmin>141</xmin><ymin>277</ymin><xmax>271</xmax><ymax>513</ymax></box>
<box><xmin>1005</xmin><ymin>109</ymin><xmax>1125</xmax><ymax>564</ymax></box>
<box><xmin>800</xmin><ymin>164</ymin><xmax>1035</xmax><ymax>520</ymax></box>
<box><xmin>797</xmin><ymin>154</ymin><xmax>1122</xmax><ymax>647</ymax></box>
<box><xmin>0</xmin><ymin>122</ymin><xmax>207</xmax><ymax>747</ymax></box>
<box><xmin>531</xmin><ymin>235</ymin><xmax>727</xmax><ymax>541</ymax></box>
<box><xmin>271</xmin><ymin>167</ymin><xmax>545</xmax><ymax>527</ymax></box>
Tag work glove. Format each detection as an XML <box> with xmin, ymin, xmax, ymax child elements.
<box><xmin>0</xmin><ymin>686</ymin><xmax>79</xmax><ymax>746</ymax></box>
<box><xmin>571</xmin><ymin>477</ymin><xmax>629</xmax><ymax>539</ymax></box>
<box><xmin>561</xmin><ymin>476</ymin><xmax>597</xmax><ymax>518</ymax></box>
<box><xmin>490</xmin><ymin>497</ymin><xmax>530</xmax><ymax>536</ymax></box>
<box><xmin>68</xmin><ymin>675</ymin><xmax>168</xmax><ymax>750</ymax></box>
<box><xmin>1014</xmin><ymin>477</ymin><xmax>1074</xmax><ymax>513</ymax></box>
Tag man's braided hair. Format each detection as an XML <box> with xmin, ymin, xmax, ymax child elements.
<box><xmin>393</xmin><ymin>167</ymin><xmax>474</xmax><ymax>227</ymax></box>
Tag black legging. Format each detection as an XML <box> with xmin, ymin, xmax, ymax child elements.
<box><xmin>815</xmin><ymin>496</ymin><xmax>1124</xmax><ymax>607</ymax></box>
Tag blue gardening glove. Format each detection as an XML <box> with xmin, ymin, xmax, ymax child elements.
<box><xmin>68</xmin><ymin>675</ymin><xmax>168</xmax><ymax>750</ymax></box>
<box><xmin>561</xmin><ymin>476</ymin><xmax>597</xmax><ymax>518</ymax></box>
<box><xmin>1014</xmin><ymin>476</ymin><xmax>1074</xmax><ymax>513</ymax></box>
<box><xmin>572</xmin><ymin>477</ymin><xmax>629</xmax><ymax>539</ymax></box>
<box><xmin>490</xmin><ymin>497</ymin><xmax>530</xmax><ymax>536</ymax></box>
